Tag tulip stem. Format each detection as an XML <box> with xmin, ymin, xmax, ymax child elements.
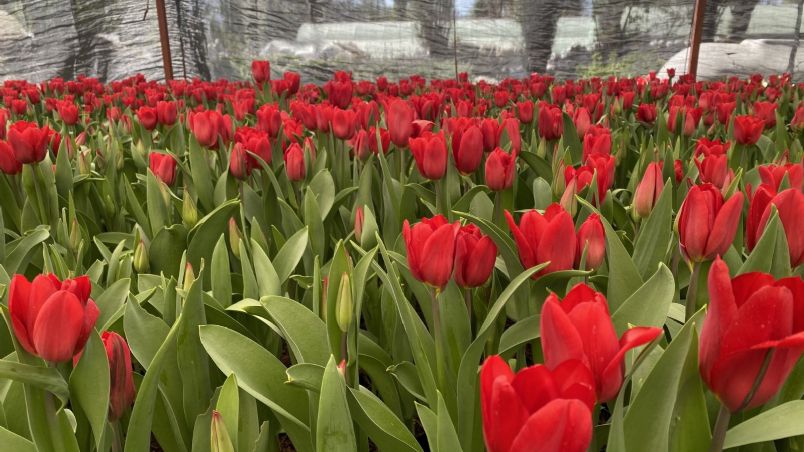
<box><xmin>111</xmin><ymin>420</ymin><xmax>123</xmax><ymax>452</ymax></box>
<box><xmin>431</xmin><ymin>288</ymin><xmax>446</xmax><ymax>392</ymax></box>
<box><xmin>464</xmin><ymin>288</ymin><xmax>472</xmax><ymax>331</ymax></box>
<box><xmin>685</xmin><ymin>261</ymin><xmax>701</xmax><ymax>321</ymax></box>
<box><xmin>709</xmin><ymin>404</ymin><xmax>731</xmax><ymax>452</ymax></box>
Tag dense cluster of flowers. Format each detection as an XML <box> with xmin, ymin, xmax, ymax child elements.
<box><xmin>0</xmin><ymin>63</ymin><xmax>801</xmax><ymax>452</ymax></box>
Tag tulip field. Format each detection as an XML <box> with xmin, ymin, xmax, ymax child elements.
<box><xmin>0</xmin><ymin>64</ymin><xmax>802</xmax><ymax>452</ymax></box>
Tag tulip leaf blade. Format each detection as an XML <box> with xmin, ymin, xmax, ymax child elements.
<box><xmin>497</xmin><ymin>314</ymin><xmax>540</xmax><ymax>356</ymax></box>
<box><xmin>261</xmin><ymin>295</ymin><xmax>329</xmax><ymax>366</ymax></box>
<box><xmin>316</xmin><ymin>356</ymin><xmax>357</xmax><ymax>452</ymax></box>
<box><xmin>724</xmin><ymin>400</ymin><xmax>804</xmax><ymax>448</ymax></box>
<box><xmin>623</xmin><ymin>309</ymin><xmax>704</xmax><ymax>452</ymax></box>
<box><xmin>348</xmin><ymin>386</ymin><xmax>423</xmax><ymax>452</ymax></box>
<box><xmin>68</xmin><ymin>331</ymin><xmax>110</xmax><ymax>451</ymax></box>
<box><xmin>562</xmin><ymin>112</ymin><xmax>583</xmax><ymax>164</ymax></box>
<box><xmin>611</xmin><ymin>263</ymin><xmax>675</xmax><ymax>335</ymax></box>
<box><xmin>4</xmin><ymin>226</ymin><xmax>49</xmax><ymax>276</ymax></box>
<box><xmin>632</xmin><ymin>178</ymin><xmax>673</xmax><ymax>279</ymax></box>
<box><xmin>210</xmin><ymin>235</ymin><xmax>232</xmax><ymax>307</ymax></box>
<box><xmin>599</xmin><ymin>210</ymin><xmax>644</xmax><ymax>311</ymax></box>
<box><xmin>286</xmin><ymin>363</ymin><xmax>325</xmax><ymax>392</ymax></box>
<box><xmin>188</xmin><ymin>134</ymin><xmax>214</xmax><ymax>212</ymax></box>
<box><xmin>199</xmin><ymin>325</ymin><xmax>313</xmax><ymax>452</ymax></box>
<box><xmin>0</xmin><ymin>425</ymin><xmax>35</xmax><ymax>452</ymax></box>
<box><xmin>274</xmin><ymin>226</ymin><xmax>309</xmax><ymax>284</ymax></box>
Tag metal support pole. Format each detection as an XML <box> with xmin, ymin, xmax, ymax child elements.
<box><xmin>156</xmin><ymin>0</ymin><xmax>174</xmax><ymax>81</ymax></box>
<box><xmin>688</xmin><ymin>0</ymin><xmax>707</xmax><ymax>79</ymax></box>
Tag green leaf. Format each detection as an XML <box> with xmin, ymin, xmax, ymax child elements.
<box><xmin>4</xmin><ymin>226</ymin><xmax>49</xmax><ymax>275</ymax></box>
<box><xmin>562</xmin><ymin>112</ymin><xmax>583</xmax><ymax>164</ymax></box>
<box><xmin>187</xmin><ymin>199</ymin><xmax>239</xmax><ymax>283</ymax></box>
<box><xmin>623</xmin><ymin>309</ymin><xmax>704</xmax><ymax>452</ymax></box>
<box><xmin>199</xmin><ymin>325</ymin><xmax>313</xmax><ymax>452</ymax></box>
<box><xmin>68</xmin><ymin>331</ymin><xmax>110</xmax><ymax>451</ymax></box>
<box><xmin>668</xmin><ymin>326</ymin><xmax>710</xmax><ymax>452</ymax></box>
<box><xmin>0</xmin><ymin>425</ymin><xmax>35</xmax><ymax>452</ymax></box>
<box><xmin>348</xmin><ymin>387</ymin><xmax>423</xmax><ymax>452</ymax></box>
<box><xmin>286</xmin><ymin>363</ymin><xmax>325</xmax><ymax>392</ymax></box>
<box><xmin>216</xmin><ymin>375</ymin><xmax>241</xmax><ymax>451</ymax></box>
<box><xmin>211</xmin><ymin>235</ymin><xmax>232</xmax><ymax>307</ymax></box>
<box><xmin>724</xmin><ymin>401</ymin><xmax>804</xmax><ymax>448</ymax></box>
<box><xmin>261</xmin><ymin>295</ymin><xmax>329</xmax><ymax>366</ymax></box>
<box><xmin>146</xmin><ymin>170</ymin><xmax>169</xmax><ymax>237</ymax></box>
<box><xmin>611</xmin><ymin>263</ymin><xmax>674</xmax><ymax>335</ymax></box>
<box><xmin>178</xmin><ymin>274</ymin><xmax>212</xmax><ymax>429</ymax></box>
<box><xmin>274</xmin><ymin>227</ymin><xmax>309</xmax><ymax>283</ymax></box>
<box><xmin>632</xmin><ymin>179</ymin><xmax>673</xmax><ymax>279</ymax></box>
<box><xmin>0</xmin><ymin>359</ymin><xmax>69</xmax><ymax>403</ymax></box>
<box><xmin>304</xmin><ymin>189</ymin><xmax>325</xmax><ymax>259</ymax></box>
<box><xmin>309</xmin><ymin>171</ymin><xmax>336</xmax><ymax>219</ymax></box>
<box><xmin>94</xmin><ymin>278</ymin><xmax>131</xmax><ymax>332</ymax></box>
<box><xmin>150</xmin><ymin>224</ymin><xmax>189</xmax><ymax>279</ymax></box>
<box><xmin>250</xmin><ymin>239</ymin><xmax>281</xmax><ymax>298</ymax></box>
<box><xmin>435</xmin><ymin>391</ymin><xmax>463</xmax><ymax>452</ymax></box>
<box><xmin>497</xmin><ymin>315</ymin><xmax>540</xmax><ymax>356</ymax></box>
<box><xmin>316</xmin><ymin>356</ymin><xmax>356</xmax><ymax>452</ymax></box>
<box><xmin>188</xmin><ymin>135</ymin><xmax>215</xmax><ymax>212</ymax></box>
<box><xmin>600</xmin><ymin>214</ymin><xmax>643</xmax><ymax>310</ymax></box>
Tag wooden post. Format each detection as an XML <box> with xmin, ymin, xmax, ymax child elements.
<box><xmin>156</xmin><ymin>0</ymin><xmax>174</xmax><ymax>81</ymax></box>
<box><xmin>688</xmin><ymin>0</ymin><xmax>707</xmax><ymax>79</ymax></box>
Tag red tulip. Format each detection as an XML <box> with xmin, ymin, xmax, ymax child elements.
<box><xmin>256</xmin><ymin>103</ymin><xmax>282</xmax><ymax>138</ymax></box>
<box><xmin>699</xmin><ymin>257</ymin><xmax>804</xmax><ymax>412</ymax></box>
<box><xmin>0</xmin><ymin>140</ymin><xmax>22</xmax><ymax>175</ymax></box>
<box><xmin>485</xmin><ymin>147</ymin><xmax>517</xmax><ymax>191</ymax></box>
<box><xmin>572</xmin><ymin>107</ymin><xmax>591</xmax><ymax>137</ymax></box>
<box><xmin>454</xmin><ymin>224</ymin><xmax>497</xmax><ymax>288</ymax></box>
<box><xmin>695</xmin><ymin>154</ymin><xmax>733</xmax><ymax>189</ymax></box>
<box><xmin>156</xmin><ymin>101</ymin><xmax>177</xmax><ymax>126</ymax></box>
<box><xmin>235</xmin><ymin>126</ymin><xmax>272</xmax><ymax>164</ymax></box>
<box><xmin>367</xmin><ymin>126</ymin><xmax>390</xmax><ymax>155</ymax></box>
<box><xmin>229</xmin><ymin>143</ymin><xmax>253</xmax><ymax>180</ymax></box>
<box><xmin>636</xmin><ymin>103</ymin><xmax>657</xmax><ymax>124</ymax></box>
<box><xmin>752</xmin><ymin>101</ymin><xmax>777</xmax><ymax>128</ymax></box>
<box><xmin>674</xmin><ymin>159</ymin><xmax>684</xmax><ymax>183</ymax></box>
<box><xmin>7</xmin><ymin>121</ymin><xmax>49</xmax><ymax>163</ymax></box>
<box><xmin>755</xmin><ymin>189</ymin><xmax>804</xmax><ymax>267</ymax></box>
<box><xmin>516</xmin><ymin>100</ymin><xmax>534</xmax><ymax>124</ymax></box>
<box><xmin>331</xmin><ymin>108</ymin><xmax>356</xmax><ymax>140</ymax></box>
<box><xmin>251</xmin><ymin>60</ymin><xmax>270</xmax><ymax>84</ymax></box>
<box><xmin>480</xmin><ymin>355</ymin><xmax>594</xmax><ymax>452</ymax></box>
<box><xmin>149</xmin><ymin>152</ymin><xmax>176</xmax><ymax>185</ymax></box>
<box><xmin>136</xmin><ymin>106</ymin><xmax>158</xmax><ymax>131</ymax></box>
<box><xmin>284</xmin><ymin>143</ymin><xmax>306</xmax><ymax>182</ymax></box>
<box><xmin>505</xmin><ymin>204</ymin><xmax>576</xmax><ymax>276</ymax></box>
<box><xmin>541</xmin><ymin>283</ymin><xmax>662</xmax><ymax>402</ymax></box>
<box><xmin>695</xmin><ymin>138</ymin><xmax>729</xmax><ymax>158</ymax></box>
<box><xmin>733</xmin><ymin>115</ymin><xmax>765</xmax><ymax>145</ymax></box>
<box><xmin>402</xmin><ymin>215</ymin><xmax>459</xmax><ymax>288</ymax></box>
<box><xmin>668</xmin><ymin>106</ymin><xmax>702</xmax><ymax>136</ymax></box>
<box><xmin>538</xmin><ymin>102</ymin><xmax>563</xmax><ymax>141</ymax></box>
<box><xmin>678</xmin><ymin>184</ymin><xmax>744</xmax><ymax>262</ymax></box>
<box><xmin>409</xmin><ymin>132</ymin><xmax>447</xmax><ymax>180</ymax></box>
<box><xmin>716</xmin><ymin>102</ymin><xmax>737</xmax><ymax>125</ymax></box>
<box><xmin>283</xmin><ymin>71</ymin><xmax>301</xmax><ymax>94</ymax></box>
<box><xmin>476</xmin><ymin>118</ymin><xmax>499</xmax><ymax>152</ymax></box>
<box><xmin>634</xmin><ymin>162</ymin><xmax>664</xmax><ymax>218</ymax></box>
<box><xmin>576</xmin><ymin>214</ymin><xmax>605</xmax><ymax>270</ymax></box>
<box><xmin>498</xmin><ymin>117</ymin><xmax>521</xmax><ymax>153</ymax></box>
<box><xmin>453</xmin><ymin>124</ymin><xmax>484</xmax><ymax>175</ymax></box>
<box><xmin>758</xmin><ymin>162</ymin><xmax>803</xmax><ymax>191</ymax></box>
<box><xmin>324</xmin><ymin>79</ymin><xmax>353</xmax><ymax>109</ymax></box>
<box><xmin>582</xmin><ymin>126</ymin><xmax>611</xmax><ymax>160</ymax></box>
<box><xmin>349</xmin><ymin>129</ymin><xmax>371</xmax><ymax>160</ymax></box>
<box><xmin>387</xmin><ymin>99</ymin><xmax>414</xmax><ymax>148</ymax></box>
<box><xmin>101</xmin><ymin>331</ymin><xmax>135</xmax><ymax>421</ymax></box>
<box><xmin>745</xmin><ymin>183</ymin><xmax>776</xmax><ymax>251</ymax></box>
<box><xmin>188</xmin><ymin>110</ymin><xmax>228</xmax><ymax>148</ymax></box>
<box><xmin>56</xmin><ymin>100</ymin><xmax>79</xmax><ymax>126</ymax></box>
<box><xmin>791</xmin><ymin>103</ymin><xmax>804</xmax><ymax>131</ymax></box>
<box><xmin>0</xmin><ymin>108</ymin><xmax>9</xmax><ymax>139</ymax></box>
<box><xmin>8</xmin><ymin>274</ymin><xmax>99</xmax><ymax>363</ymax></box>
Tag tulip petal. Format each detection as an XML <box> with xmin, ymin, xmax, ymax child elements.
<box><xmin>719</xmin><ymin>286</ymin><xmax>793</xmax><ymax>358</ymax></box>
<box><xmin>505</xmin><ymin>210</ymin><xmax>537</xmax><ymax>269</ymax></box>
<box><xmin>598</xmin><ymin>326</ymin><xmax>661</xmax><ymax>402</ymax></box>
<box><xmin>31</xmin><ymin>291</ymin><xmax>85</xmax><ymax>363</ymax></box>
<box><xmin>418</xmin><ymin>222</ymin><xmax>458</xmax><ymax>288</ymax></box>
<box><xmin>8</xmin><ymin>275</ymin><xmax>36</xmax><ymax>355</ymax></box>
<box><xmin>537</xmin><ymin>210</ymin><xmax>577</xmax><ymax>273</ymax></box>
<box><xmin>511</xmin><ymin>365</ymin><xmax>559</xmax><ymax>413</ymax></box>
<box><xmin>540</xmin><ymin>299</ymin><xmax>586</xmax><ymax>370</ymax></box>
<box><xmin>678</xmin><ymin>188</ymin><xmax>712</xmax><ymax>260</ymax></box>
<box><xmin>509</xmin><ymin>399</ymin><xmax>592</xmax><ymax>452</ymax></box>
<box><xmin>480</xmin><ymin>355</ymin><xmax>514</xmax><ymax>430</ymax></box>
<box><xmin>486</xmin><ymin>376</ymin><xmax>529</xmax><ymax>452</ymax></box>
<box><xmin>700</xmin><ymin>258</ymin><xmax>738</xmax><ymax>382</ymax></box>
<box><xmin>703</xmin><ymin>191</ymin><xmax>743</xmax><ymax>258</ymax></box>
<box><xmin>776</xmin><ymin>277</ymin><xmax>804</xmax><ymax>332</ymax></box>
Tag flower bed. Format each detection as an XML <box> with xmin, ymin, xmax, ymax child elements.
<box><xmin>0</xmin><ymin>65</ymin><xmax>802</xmax><ymax>452</ymax></box>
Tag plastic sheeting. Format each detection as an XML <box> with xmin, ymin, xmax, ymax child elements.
<box><xmin>0</xmin><ymin>0</ymin><xmax>801</xmax><ymax>83</ymax></box>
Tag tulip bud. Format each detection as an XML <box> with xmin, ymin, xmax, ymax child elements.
<box><xmin>78</xmin><ymin>150</ymin><xmax>91</xmax><ymax>175</ymax></box>
<box><xmin>576</xmin><ymin>214</ymin><xmax>605</xmax><ymax>270</ymax></box>
<box><xmin>633</xmin><ymin>162</ymin><xmax>664</xmax><ymax>219</ymax></box>
<box><xmin>336</xmin><ymin>273</ymin><xmax>353</xmax><ymax>333</ymax></box>
<box><xmin>228</xmin><ymin>218</ymin><xmax>242</xmax><ymax>259</ymax></box>
<box><xmin>182</xmin><ymin>190</ymin><xmax>199</xmax><ymax>228</ymax></box>
<box><xmin>101</xmin><ymin>331</ymin><xmax>135</xmax><ymax>421</ymax></box>
<box><xmin>68</xmin><ymin>218</ymin><xmax>82</xmax><ymax>253</ymax></box>
<box><xmin>337</xmin><ymin>359</ymin><xmax>347</xmax><ymax>376</ymax></box>
<box><xmin>354</xmin><ymin>206</ymin><xmax>364</xmax><ymax>242</ymax></box>
<box><xmin>179</xmin><ymin>266</ymin><xmax>195</xmax><ymax>300</ymax></box>
<box><xmin>211</xmin><ymin>411</ymin><xmax>235</xmax><ymax>452</ymax></box>
<box><xmin>133</xmin><ymin>240</ymin><xmax>149</xmax><ymax>273</ymax></box>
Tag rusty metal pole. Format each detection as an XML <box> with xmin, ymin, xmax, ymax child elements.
<box><xmin>156</xmin><ymin>0</ymin><xmax>174</xmax><ymax>81</ymax></box>
<box><xmin>688</xmin><ymin>0</ymin><xmax>707</xmax><ymax>79</ymax></box>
